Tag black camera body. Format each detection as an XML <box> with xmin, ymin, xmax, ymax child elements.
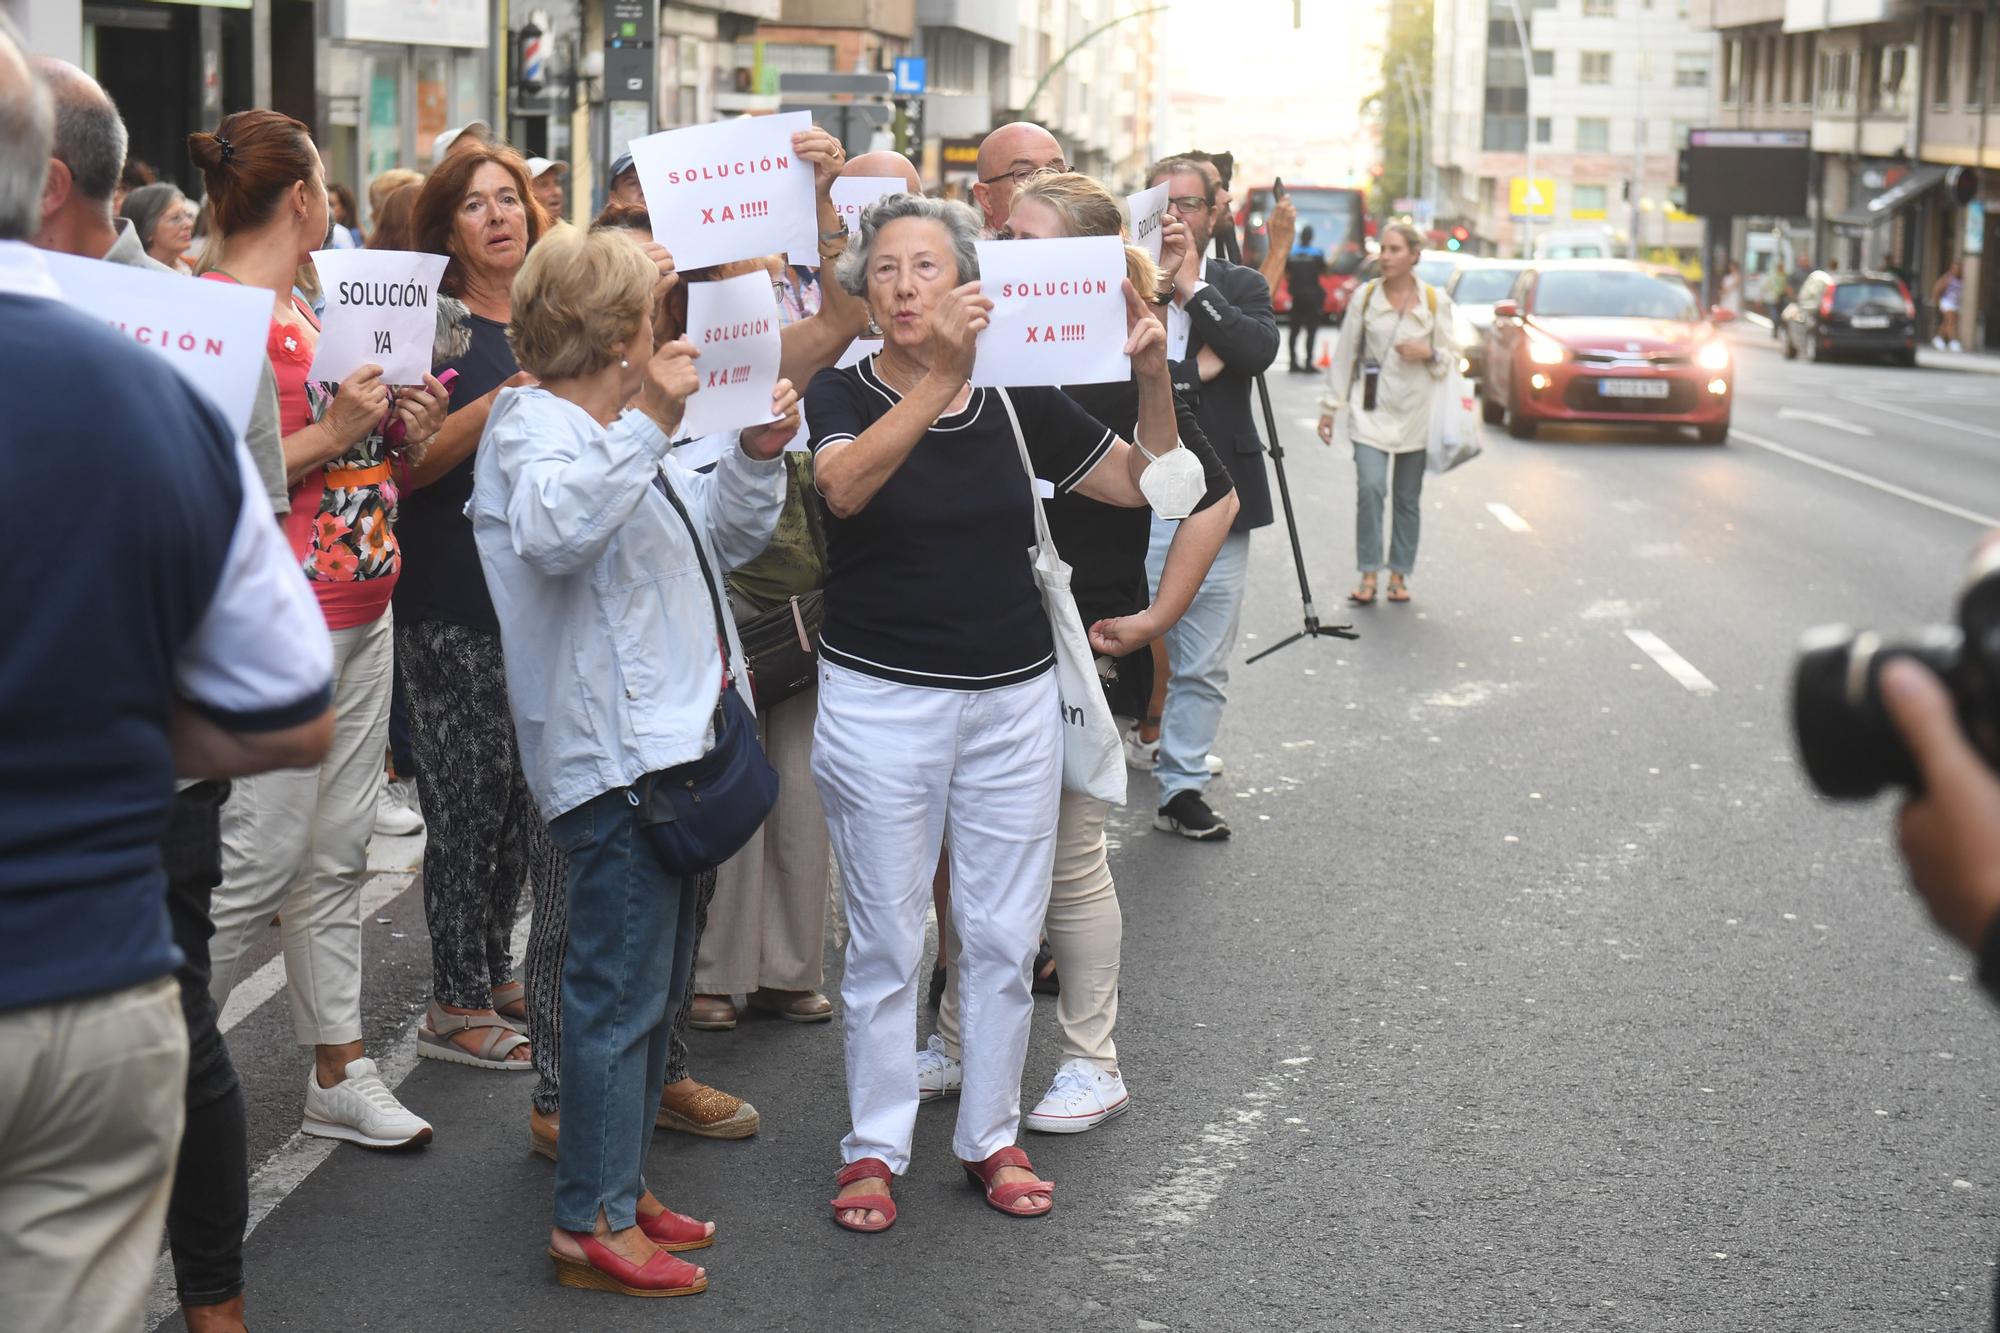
<box><xmin>1793</xmin><ymin>549</ymin><xmax>2000</xmax><ymax>798</ymax></box>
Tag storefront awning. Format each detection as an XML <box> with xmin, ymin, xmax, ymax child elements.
<box><xmin>1828</xmin><ymin>164</ymin><xmax>1947</xmax><ymax>230</ymax></box>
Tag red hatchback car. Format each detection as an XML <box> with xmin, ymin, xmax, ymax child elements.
<box><xmin>1480</xmin><ymin>262</ymin><xmax>1736</xmax><ymax>443</ymax></box>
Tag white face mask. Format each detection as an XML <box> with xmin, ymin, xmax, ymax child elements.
<box><xmin>1135</xmin><ymin>441</ymin><xmax>1206</xmax><ymax>521</ymax></box>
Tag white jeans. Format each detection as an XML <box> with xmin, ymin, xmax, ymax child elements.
<box><xmin>813</xmin><ymin>661</ymin><xmax>1061</xmax><ymax>1172</ymax></box>
<box><xmin>208</xmin><ymin>612</ymin><xmax>393</xmax><ymax>1046</ymax></box>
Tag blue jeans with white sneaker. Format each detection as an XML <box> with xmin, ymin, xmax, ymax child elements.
<box><xmin>1144</xmin><ymin>520</ymin><xmax>1251</xmax><ymax>804</ymax></box>
<box><xmin>547</xmin><ymin>785</ymin><xmax>699</xmax><ymax>1234</ymax></box>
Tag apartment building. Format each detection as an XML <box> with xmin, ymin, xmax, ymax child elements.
<box><xmin>1433</xmin><ymin>0</ymin><xmax>1714</xmax><ymax>260</ymax></box>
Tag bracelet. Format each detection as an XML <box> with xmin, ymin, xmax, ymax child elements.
<box><xmin>819</xmin><ymin>226</ymin><xmax>849</xmax><ymax>243</ymax></box>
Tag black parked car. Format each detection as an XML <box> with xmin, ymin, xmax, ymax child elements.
<box><xmin>1780</xmin><ymin>270</ymin><xmax>1919</xmax><ymax>366</ymax></box>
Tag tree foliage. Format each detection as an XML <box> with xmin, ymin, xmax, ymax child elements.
<box><xmin>1366</xmin><ymin>0</ymin><xmax>1435</xmax><ymax>216</ymax></box>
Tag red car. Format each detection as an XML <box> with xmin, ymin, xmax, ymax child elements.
<box><xmin>1480</xmin><ymin>262</ymin><xmax>1736</xmax><ymax>443</ymax></box>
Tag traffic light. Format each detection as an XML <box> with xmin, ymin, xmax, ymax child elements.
<box><xmin>1447</xmin><ymin>224</ymin><xmax>1470</xmax><ymax>252</ymax></box>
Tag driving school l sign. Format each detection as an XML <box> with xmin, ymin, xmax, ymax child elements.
<box><xmin>971</xmin><ymin>235</ymin><xmax>1129</xmax><ymax>387</ymax></box>
<box><xmin>628</xmin><ymin>110</ymin><xmax>818</xmax><ymax>271</ymax></box>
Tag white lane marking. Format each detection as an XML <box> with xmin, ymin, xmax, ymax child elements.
<box><xmin>1745</xmin><ymin>312</ymin><xmax>1774</xmax><ymax>330</ymax></box>
<box><xmin>1733</xmin><ymin>429</ymin><xmax>2000</xmax><ymax>528</ymax></box>
<box><xmin>146</xmin><ymin>896</ymin><xmax>536</xmax><ymax>1330</ymax></box>
<box><xmin>1842</xmin><ymin>395</ymin><xmax>2000</xmax><ymax>443</ymax></box>
<box><xmin>1486</xmin><ymin>501</ymin><xmax>1532</xmax><ymax>532</ymax></box>
<box><xmin>217</xmin><ymin>873</ymin><xmax>412</xmax><ymax>1035</ymax></box>
<box><xmin>1626</xmin><ymin>629</ymin><xmax>1718</xmax><ymax>694</ymax></box>
<box><xmin>1776</xmin><ymin>407</ymin><xmax>1875</xmax><ymax>437</ymax></box>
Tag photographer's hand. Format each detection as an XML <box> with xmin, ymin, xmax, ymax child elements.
<box><xmin>1882</xmin><ymin>658</ymin><xmax>2000</xmax><ymax>952</ymax></box>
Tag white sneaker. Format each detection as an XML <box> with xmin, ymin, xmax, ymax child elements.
<box><xmin>916</xmin><ymin>1034</ymin><xmax>963</xmax><ymax>1103</ymax></box>
<box><xmin>302</xmin><ymin>1058</ymin><xmax>433</xmax><ymax>1149</ymax></box>
<box><xmin>1024</xmin><ymin>1060</ymin><xmax>1130</xmax><ymax>1134</ymax></box>
<box><xmin>1205</xmin><ymin>753</ymin><xmax>1225</xmax><ymax>776</ymax></box>
<box><xmin>374</xmin><ymin>778</ymin><xmax>423</xmax><ymax>836</ymax></box>
<box><xmin>1934</xmin><ymin>335</ymin><xmax>1948</xmax><ymax>350</ymax></box>
<box><xmin>1122</xmin><ymin>721</ymin><xmax>1158</xmax><ymax>772</ymax></box>
<box><xmin>1951</xmin><ymin>339</ymin><xmax>1965</xmax><ymax>352</ymax></box>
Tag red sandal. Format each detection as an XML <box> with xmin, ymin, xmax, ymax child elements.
<box><xmin>547</xmin><ymin>1231</ymin><xmax>707</xmax><ymax>1297</ymax></box>
<box><xmin>829</xmin><ymin>1157</ymin><xmax>897</xmax><ymax>1233</ymax></box>
<box><xmin>637</xmin><ymin>1202</ymin><xmax>714</xmax><ymax>1252</ymax></box>
<box><xmin>961</xmin><ymin>1146</ymin><xmax>1054</xmax><ymax>1218</ymax></box>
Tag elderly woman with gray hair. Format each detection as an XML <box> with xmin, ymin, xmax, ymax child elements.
<box><xmin>806</xmin><ymin>192</ymin><xmax>1185</xmax><ymax>1232</ymax></box>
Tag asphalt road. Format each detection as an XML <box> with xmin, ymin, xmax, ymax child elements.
<box><xmin>155</xmin><ymin>332</ymin><xmax>2000</xmax><ymax>1332</ymax></box>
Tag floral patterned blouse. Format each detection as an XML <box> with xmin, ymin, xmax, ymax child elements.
<box><xmin>212</xmin><ymin>276</ymin><xmax>402</xmax><ymax>631</ymax></box>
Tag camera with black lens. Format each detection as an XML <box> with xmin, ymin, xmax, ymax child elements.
<box><xmin>1792</xmin><ymin>548</ymin><xmax>2000</xmax><ymax>798</ymax></box>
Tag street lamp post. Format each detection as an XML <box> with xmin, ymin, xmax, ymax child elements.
<box><xmin>1504</xmin><ymin>0</ymin><xmax>1537</xmax><ymax>254</ymax></box>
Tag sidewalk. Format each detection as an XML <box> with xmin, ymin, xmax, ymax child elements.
<box><xmin>1740</xmin><ymin>311</ymin><xmax>2000</xmax><ymax>374</ymax></box>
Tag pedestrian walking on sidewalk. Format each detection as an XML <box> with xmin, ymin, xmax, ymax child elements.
<box><xmin>1316</xmin><ymin>222</ymin><xmax>1459</xmax><ymax>607</ymax></box>
<box><xmin>468</xmin><ymin>226</ymin><xmax>799</xmax><ymax>1298</ymax></box>
<box><xmin>1934</xmin><ymin>257</ymin><xmax>1966</xmax><ymax>352</ymax></box>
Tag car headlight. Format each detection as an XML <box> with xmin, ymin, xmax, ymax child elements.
<box><xmin>1697</xmin><ymin>340</ymin><xmax>1730</xmax><ymax>371</ymax></box>
<box><xmin>1527</xmin><ymin>334</ymin><xmax>1565</xmax><ymax>366</ymax></box>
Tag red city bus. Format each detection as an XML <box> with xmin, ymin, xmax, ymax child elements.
<box><xmin>1238</xmin><ymin>183</ymin><xmax>1370</xmax><ymax>321</ymax></box>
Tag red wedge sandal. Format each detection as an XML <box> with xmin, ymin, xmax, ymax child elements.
<box><xmin>637</xmin><ymin>1202</ymin><xmax>714</xmax><ymax>1252</ymax></box>
<box><xmin>829</xmin><ymin>1157</ymin><xmax>897</xmax><ymax>1233</ymax></box>
<box><xmin>547</xmin><ymin>1232</ymin><xmax>707</xmax><ymax>1297</ymax></box>
<box><xmin>962</xmin><ymin>1146</ymin><xmax>1054</xmax><ymax>1218</ymax></box>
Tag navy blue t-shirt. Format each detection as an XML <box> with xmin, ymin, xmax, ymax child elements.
<box><xmin>805</xmin><ymin>358</ymin><xmax>1114</xmax><ymax>690</ymax></box>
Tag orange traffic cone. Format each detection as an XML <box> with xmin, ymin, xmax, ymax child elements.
<box><xmin>1315</xmin><ymin>343</ymin><xmax>1333</xmax><ymax>370</ymax></box>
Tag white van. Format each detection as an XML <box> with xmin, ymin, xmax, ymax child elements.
<box><xmin>1531</xmin><ymin>226</ymin><xmax>1620</xmax><ymax>260</ymax></box>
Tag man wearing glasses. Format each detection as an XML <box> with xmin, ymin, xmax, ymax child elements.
<box><xmin>971</xmin><ymin>121</ymin><xmax>1066</xmax><ymax>236</ymax></box>
<box><xmin>1142</xmin><ymin>155</ymin><xmax>1279</xmax><ymax>842</ymax></box>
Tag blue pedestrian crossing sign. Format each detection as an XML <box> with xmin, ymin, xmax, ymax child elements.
<box><xmin>893</xmin><ymin>57</ymin><xmax>927</xmax><ymax>95</ymax></box>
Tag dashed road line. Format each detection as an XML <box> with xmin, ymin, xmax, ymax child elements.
<box><xmin>1486</xmin><ymin>502</ymin><xmax>1532</xmax><ymax>532</ymax></box>
<box><xmin>1776</xmin><ymin>407</ymin><xmax>1875</xmax><ymax>437</ymax></box>
<box><xmin>1625</xmin><ymin>629</ymin><xmax>1718</xmax><ymax>695</ymax></box>
<box><xmin>1733</xmin><ymin>429</ymin><xmax>2000</xmax><ymax>528</ymax></box>
<box><xmin>1841</xmin><ymin>395</ymin><xmax>2000</xmax><ymax>443</ymax></box>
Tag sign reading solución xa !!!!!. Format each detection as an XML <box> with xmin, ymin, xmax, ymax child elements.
<box><xmin>629</xmin><ymin>111</ymin><xmax>819</xmax><ymax>272</ymax></box>
<box><xmin>678</xmin><ymin>269</ymin><xmax>785</xmax><ymax>441</ymax></box>
<box><xmin>971</xmin><ymin>235</ymin><xmax>1131</xmax><ymax>388</ymax></box>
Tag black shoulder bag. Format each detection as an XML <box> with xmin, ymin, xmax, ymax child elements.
<box><xmin>734</xmin><ymin>458</ymin><xmax>826</xmax><ymax>709</ymax></box>
<box><xmin>628</xmin><ymin>474</ymin><xmax>780</xmax><ymax>876</ymax></box>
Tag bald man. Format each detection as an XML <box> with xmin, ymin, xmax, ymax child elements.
<box><xmin>971</xmin><ymin>121</ymin><xmax>1065</xmax><ymax>236</ymax></box>
<box><xmin>842</xmin><ymin>149</ymin><xmax>922</xmax><ymax>194</ymax></box>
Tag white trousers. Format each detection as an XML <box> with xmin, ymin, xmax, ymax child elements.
<box><xmin>813</xmin><ymin>661</ymin><xmax>1061</xmax><ymax>1172</ymax></box>
<box><xmin>208</xmin><ymin>612</ymin><xmax>393</xmax><ymax>1046</ymax></box>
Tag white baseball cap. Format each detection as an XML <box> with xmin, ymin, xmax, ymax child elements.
<box><xmin>431</xmin><ymin>121</ymin><xmax>493</xmax><ymax>163</ymax></box>
<box><xmin>526</xmin><ymin>157</ymin><xmax>568</xmax><ymax>179</ymax></box>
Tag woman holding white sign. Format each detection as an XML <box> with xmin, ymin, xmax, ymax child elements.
<box><xmin>919</xmin><ymin>170</ymin><xmax>1239</xmax><ymax>1139</ymax></box>
<box><xmin>806</xmin><ymin>193</ymin><xmax>1188</xmax><ymax>1232</ymax></box>
<box><xmin>190</xmin><ymin>109</ymin><xmax>452</xmax><ymax>1151</ymax></box>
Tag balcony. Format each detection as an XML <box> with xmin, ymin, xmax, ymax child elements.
<box><xmin>1782</xmin><ymin>0</ymin><xmax>1919</xmax><ymax>33</ymax></box>
<box><xmin>916</xmin><ymin>0</ymin><xmax>1013</xmax><ymax>45</ymax></box>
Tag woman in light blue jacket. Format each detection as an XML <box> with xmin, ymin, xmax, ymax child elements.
<box><xmin>466</xmin><ymin>228</ymin><xmax>799</xmax><ymax>1299</ymax></box>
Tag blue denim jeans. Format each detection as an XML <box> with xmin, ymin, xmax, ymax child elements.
<box><xmin>1144</xmin><ymin>521</ymin><xmax>1252</xmax><ymax>804</ymax></box>
<box><xmin>1354</xmin><ymin>444</ymin><xmax>1425</xmax><ymax>576</ymax></box>
<box><xmin>546</xmin><ymin>784</ymin><xmax>698</xmax><ymax>1234</ymax></box>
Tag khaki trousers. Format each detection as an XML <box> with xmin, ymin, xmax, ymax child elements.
<box><xmin>938</xmin><ymin>787</ymin><xmax>1122</xmax><ymax>1071</ymax></box>
<box><xmin>695</xmin><ymin>686</ymin><xmax>831</xmax><ymax>995</ymax></box>
<box><xmin>0</xmin><ymin>976</ymin><xmax>189</xmax><ymax>1333</ymax></box>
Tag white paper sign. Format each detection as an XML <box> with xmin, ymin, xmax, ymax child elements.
<box><xmin>681</xmin><ymin>270</ymin><xmax>784</xmax><ymax>440</ymax></box>
<box><xmin>307</xmin><ymin>249</ymin><xmax>447</xmax><ymax>386</ymax></box>
<box><xmin>836</xmin><ymin>336</ymin><xmax>882</xmax><ymax>369</ymax></box>
<box><xmin>970</xmin><ymin>235</ymin><xmax>1130</xmax><ymax>388</ymax></box>
<box><xmin>832</xmin><ymin>176</ymin><xmax>907</xmax><ymax>237</ymax></box>
<box><xmin>630</xmin><ymin>111</ymin><xmax>818</xmax><ymax>272</ymax></box>
<box><xmin>37</xmin><ymin>249</ymin><xmax>271</xmax><ymax>439</ymax></box>
<box><xmin>1127</xmin><ymin>182</ymin><xmax>1169</xmax><ymax>262</ymax></box>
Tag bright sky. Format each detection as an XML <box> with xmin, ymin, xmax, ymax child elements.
<box><xmin>1162</xmin><ymin>0</ymin><xmax>1386</xmax><ymax>188</ymax></box>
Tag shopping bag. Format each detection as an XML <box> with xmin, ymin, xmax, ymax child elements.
<box><xmin>996</xmin><ymin>389</ymin><xmax>1128</xmax><ymax>806</ymax></box>
<box><xmin>1426</xmin><ymin>365</ymin><xmax>1483</xmax><ymax>475</ymax></box>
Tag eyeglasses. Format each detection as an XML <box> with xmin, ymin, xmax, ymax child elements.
<box><xmin>1165</xmin><ymin>195</ymin><xmax>1212</xmax><ymax>216</ymax></box>
<box><xmin>979</xmin><ymin>159</ymin><xmax>1068</xmax><ymax>187</ymax></box>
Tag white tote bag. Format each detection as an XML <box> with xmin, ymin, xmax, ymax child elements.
<box><xmin>1425</xmin><ymin>362</ymin><xmax>1483</xmax><ymax>475</ymax></box>
<box><xmin>996</xmin><ymin>389</ymin><xmax>1128</xmax><ymax>806</ymax></box>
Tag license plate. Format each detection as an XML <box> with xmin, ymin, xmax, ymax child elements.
<box><xmin>1598</xmin><ymin>379</ymin><xmax>1670</xmax><ymax>399</ymax></box>
<box><xmin>1850</xmin><ymin>315</ymin><xmax>1890</xmax><ymax>329</ymax></box>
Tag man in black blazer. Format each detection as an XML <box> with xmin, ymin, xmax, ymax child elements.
<box><xmin>1142</xmin><ymin>155</ymin><xmax>1281</xmax><ymax>841</ymax></box>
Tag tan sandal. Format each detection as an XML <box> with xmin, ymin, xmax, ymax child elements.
<box><xmin>490</xmin><ymin>979</ymin><xmax>528</xmax><ymax>1030</ymax></box>
<box><xmin>417</xmin><ymin>1002</ymin><xmax>532</xmax><ymax>1071</ymax></box>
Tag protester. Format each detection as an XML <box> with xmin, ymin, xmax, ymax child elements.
<box><xmin>1142</xmin><ymin>154</ymin><xmax>1282</xmax><ymax>841</ymax></box>
<box><xmin>527</xmin><ymin>155</ymin><xmax>567</xmax><ymax>221</ymax></box>
<box><xmin>432</xmin><ymin>120</ymin><xmax>492</xmax><ymax>164</ymax></box>
<box><xmin>1285</xmin><ymin>223</ymin><xmax>1328</xmax><ymax>372</ymax></box>
<box><xmin>398</xmin><ymin>143</ymin><xmax>557</xmax><ymax>1075</ymax></box>
<box><xmin>367</xmin><ymin>166</ymin><xmax>423</xmax><ymax>224</ymax></box>
<box><xmin>0</xmin><ymin>32</ymin><xmax>336</xmax><ymax>1333</ymax></box>
<box><xmin>1259</xmin><ymin>193</ymin><xmax>1297</xmax><ymax>297</ymax></box>
<box><xmin>607</xmin><ymin>149</ymin><xmax>642</xmax><ymax>207</ymax></box>
<box><xmin>121</xmin><ymin>179</ymin><xmax>194</xmax><ymax>270</ymax></box>
<box><xmin>365</xmin><ymin>180</ymin><xmax>419</xmax><ymax>251</ymax></box>
<box><xmin>1934</xmin><ymin>257</ymin><xmax>1966</xmax><ymax>352</ymax></box>
<box><xmin>468</xmin><ymin>224</ymin><xmax>799</xmax><ymax>1297</ymax></box>
<box><xmin>328</xmin><ymin>180</ymin><xmax>361</xmax><ymax>248</ymax></box>
<box><xmin>809</xmin><ymin>192</ymin><xmax>1190</xmax><ymax>1230</ymax></box>
<box><xmin>192</xmin><ymin>109</ymin><xmax>450</xmax><ymax>1151</ymax></box>
<box><xmin>922</xmin><ymin>170</ymin><xmax>1240</xmax><ymax>1136</ymax></box>
<box><xmin>114</xmin><ymin>152</ymin><xmax>153</xmax><ymax>210</ymax></box>
<box><xmin>1717</xmin><ymin>258</ymin><xmax>1743</xmax><ymax>318</ymax></box>
<box><xmin>689</xmin><ymin>150</ymin><xmax>925</xmax><ymax>1036</ymax></box>
<box><xmin>1315</xmin><ymin>221</ymin><xmax>1457</xmax><ymax>607</ymax></box>
<box><xmin>970</xmin><ymin>121</ymin><xmax>1065</xmax><ymax>235</ymax></box>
